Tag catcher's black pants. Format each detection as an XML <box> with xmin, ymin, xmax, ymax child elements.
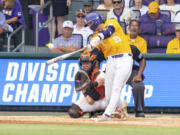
<box><xmin>127</xmin><ymin>69</ymin><xmax>145</xmax><ymax>113</ymax></box>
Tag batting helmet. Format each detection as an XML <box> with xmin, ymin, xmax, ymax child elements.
<box><xmin>85</xmin><ymin>12</ymin><xmax>103</xmax><ymax>31</ymax></box>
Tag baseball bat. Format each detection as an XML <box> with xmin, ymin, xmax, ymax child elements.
<box><xmin>46</xmin><ymin>48</ymin><xmax>85</xmax><ymax>65</ymax></box>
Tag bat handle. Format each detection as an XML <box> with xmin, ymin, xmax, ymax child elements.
<box><xmin>80</xmin><ymin>47</ymin><xmax>86</xmax><ymax>52</ymax></box>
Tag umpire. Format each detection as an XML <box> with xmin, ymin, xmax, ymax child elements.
<box><xmin>92</xmin><ymin>45</ymin><xmax>146</xmax><ymax>117</ymax></box>
<box><xmin>126</xmin><ymin>19</ymin><xmax>147</xmax><ymax>117</ymax></box>
<box><xmin>127</xmin><ymin>45</ymin><xmax>146</xmax><ymax>117</ymax></box>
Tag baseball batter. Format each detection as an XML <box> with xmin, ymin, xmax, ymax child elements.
<box><xmin>85</xmin><ymin>12</ymin><xmax>133</xmax><ymax>121</ymax></box>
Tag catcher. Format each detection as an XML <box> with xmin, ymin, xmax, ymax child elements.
<box><xmin>68</xmin><ymin>52</ymin><xmax>127</xmax><ymax>118</ymax></box>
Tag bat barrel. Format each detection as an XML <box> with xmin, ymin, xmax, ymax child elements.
<box><xmin>45</xmin><ymin>48</ymin><xmax>85</xmax><ymax>66</ymax></box>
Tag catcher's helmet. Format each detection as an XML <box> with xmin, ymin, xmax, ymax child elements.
<box><xmin>85</xmin><ymin>12</ymin><xmax>103</xmax><ymax>31</ymax></box>
<box><xmin>79</xmin><ymin>52</ymin><xmax>96</xmax><ymax>65</ymax></box>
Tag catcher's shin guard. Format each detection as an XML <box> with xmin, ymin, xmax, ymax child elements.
<box><xmin>68</xmin><ymin>104</ymin><xmax>84</xmax><ymax>118</ymax></box>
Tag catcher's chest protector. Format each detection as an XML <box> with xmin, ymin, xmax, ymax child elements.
<box><xmin>91</xmin><ymin>68</ymin><xmax>105</xmax><ymax>100</ymax></box>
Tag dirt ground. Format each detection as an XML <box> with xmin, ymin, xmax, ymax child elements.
<box><xmin>0</xmin><ymin>112</ymin><xmax>180</xmax><ymax>127</ymax></box>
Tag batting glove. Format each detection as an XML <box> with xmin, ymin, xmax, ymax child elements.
<box><xmin>90</xmin><ymin>33</ymin><xmax>104</xmax><ymax>48</ymax></box>
<box><xmin>84</xmin><ymin>44</ymin><xmax>93</xmax><ymax>52</ymax></box>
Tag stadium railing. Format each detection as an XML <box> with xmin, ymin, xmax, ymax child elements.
<box><xmin>7</xmin><ymin>25</ymin><xmax>25</xmax><ymax>52</ymax></box>
<box><xmin>35</xmin><ymin>0</ymin><xmax>53</xmax><ymax>52</ymax></box>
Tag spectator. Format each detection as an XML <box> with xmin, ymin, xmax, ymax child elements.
<box><xmin>0</xmin><ymin>10</ymin><xmax>13</xmax><ymax>32</ymax></box>
<box><xmin>166</xmin><ymin>24</ymin><xmax>180</xmax><ymax>53</ymax></box>
<box><xmin>97</xmin><ymin>0</ymin><xmax>113</xmax><ymax>10</ymax></box>
<box><xmin>40</xmin><ymin>0</ymin><xmax>71</xmax><ymax>38</ymax></box>
<box><xmin>140</xmin><ymin>1</ymin><xmax>170</xmax><ymax>36</ymax></box>
<box><xmin>127</xmin><ymin>19</ymin><xmax>147</xmax><ymax>53</ymax></box>
<box><xmin>0</xmin><ymin>11</ymin><xmax>13</xmax><ymax>51</ymax></box>
<box><xmin>83</xmin><ymin>0</ymin><xmax>94</xmax><ymax>14</ymax></box>
<box><xmin>130</xmin><ymin>0</ymin><xmax>148</xmax><ymax>16</ymax></box>
<box><xmin>2</xmin><ymin>0</ymin><xmax>25</xmax><ymax>28</ymax></box>
<box><xmin>1</xmin><ymin>0</ymin><xmax>25</xmax><ymax>51</ymax></box>
<box><xmin>73</xmin><ymin>9</ymin><xmax>93</xmax><ymax>47</ymax></box>
<box><xmin>160</xmin><ymin>0</ymin><xmax>180</xmax><ymax>21</ymax></box>
<box><xmin>49</xmin><ymin>20</ymin><xmax>82</xmax><ymax>53</ymax></box>
<box><xmin>107</xmin><ymin>0</ymin><xmax>136</xmax><ymax>26</ymax></box>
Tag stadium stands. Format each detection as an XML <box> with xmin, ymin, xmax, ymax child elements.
<box><xmin>148</xmin><ymin>35</ymin><xmax>175</xmax><ymax>53</ymax></box>
<box><xmin>1</xmin><ymin>0</ymin><xmax>179</xmax><ymax>53</ymax></box>
<box><xmin>159</xmin><ymin>10</ymin><xmax>171</xmax><ymax>20</ymax></box>
<box><xmin>132</xmin><ymin>10</ymin><xmax>141</xmax><ymax>19</ymax></box>
<box><xmin>93</xmin><ymin>9</ymin><xmax>110</xmax><ymax>20</ymax></box>
<box><xmin>139</xmin><ymin>22</ymin><xmax>176</xmax><ymax>53</ymax></box>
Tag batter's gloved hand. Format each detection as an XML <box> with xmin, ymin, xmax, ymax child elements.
<box><xmin>74</xmin><ymin>70</ymin><xmax>91</xmax><ymax>92</ymax></box>
<box><xmin>84</xmin><ymin>44</ymin><xmax>93</xmax><ymax>53</ymax></box>
<box><xmin>90</xmin><ymin>33</ymin><xmax>104</xmax><ymax>47</ymax></box>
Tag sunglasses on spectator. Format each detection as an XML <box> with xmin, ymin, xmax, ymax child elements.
<box><xmin>77</xmin><ymin>15</ymin><xmax>85</xmax><ymax>18</ymax></box>
<box><xmin>113</xmin><ymin>0</ymin><xmax>122</xmax><ymax>4</ymax></box>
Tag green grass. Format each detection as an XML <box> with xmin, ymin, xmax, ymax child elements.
<box><xmin>0</xmin><ymin>124</ymin><xmax>179</xmax><ymax>135</ymax></box>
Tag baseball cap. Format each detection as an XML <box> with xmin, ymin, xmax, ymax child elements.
<box><xmin>76</xmin><ymin>9</ymin><xmax>86</xmax><ymax>16</ymax></box>
<box><xmin>62</xmin><ymin>20</ymin><xmax>73</xmax><ymax>29</ymax></box>
<box><xmin>176</xmin><ymin>24</ymin><xmax>180</xmax><ymax>31</ymax></box>
<box><xmin>148</xmin><ymin>1</ymin><xmax>159</xmax><ymax>14</ymax></box>
<box><xmin>83</xmin><ymin>0</ymin><xmax>93</xmax><ymax>5</ymax></box>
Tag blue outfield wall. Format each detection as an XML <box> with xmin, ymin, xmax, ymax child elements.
<box><xmin>0</xmin><ymin>53</ymin><xmax>180</xmax><ymax>107</ymax></box>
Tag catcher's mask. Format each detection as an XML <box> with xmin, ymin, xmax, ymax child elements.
<box><xmin>79</xmin><ymin>52</ymin><xmax>97</xmax><ymax>73</ymax></box>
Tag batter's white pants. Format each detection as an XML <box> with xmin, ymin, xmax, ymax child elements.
<box><xmin>104</xmin><ymin>53</ymin><xmax>133</xmax><ymax>116</ymax></box>
<box><xmin>75</xmin><ymin>96</ymin><xmax>108</xmax><ymax>112</ymax></box>
<box><xmin>75</xmin><ymin>95</ymin><xmax>127</xmax><ymax>113</ymax></box>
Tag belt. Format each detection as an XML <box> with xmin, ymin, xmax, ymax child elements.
<box><xmin>111</xmin><ymin>53</ymin><xmax>132</xmax><ymax>58</ymax></box>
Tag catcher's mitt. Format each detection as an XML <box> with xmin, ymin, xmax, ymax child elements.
<box><xmin>74</xmin><ymin>70</ymin><xmax>91</xmax><ymax>92</ymax></box>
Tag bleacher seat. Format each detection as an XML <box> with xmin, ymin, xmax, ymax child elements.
<box><xmin>140</xmin><ymin>22</ymin><xmax>176</xmax><ymax>53</ymax></box>
<box><xmin>140</xmin><ymin>22</ymin><xmax>156</xmax><ymax>35</ymax></box>
<box><xmin>148</xmin><ymin>35</ymin><xmax>175</xmax><ymax>53</ymax></box>
<box><xmin>176</xmin><ymin>10</ymin><xmax>180</xmax><ymax>16</ymax></box>
<box><xmin>132</xmin><ymin>10</ymin><xmax>141</xmax><ymax>19</ymax></box>
<box><xmin>160</xmin><ymin>10</ymin><xmax>171</xmax><ymax>20</ymax></box>
<box><xmin>174</xmin><ymin>11</ymin><xmax>180</xmax><ymax>22</ymax></box>
<box><xmin>161</xmin><ymin>22</ymin><xmax>176</xmax><ymax>35</ymax></box>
